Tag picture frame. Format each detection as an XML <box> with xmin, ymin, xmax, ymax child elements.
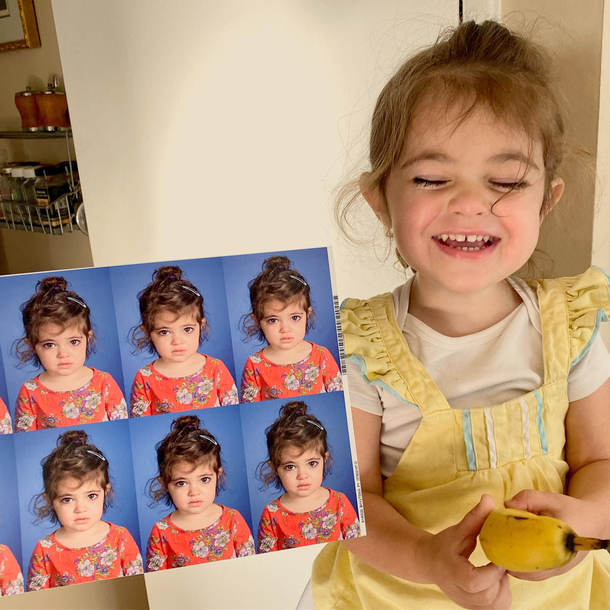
<box><xmin>0</xmin><ymin>0</ymin><xmax>40</xmax><ymax>53</ymax></box>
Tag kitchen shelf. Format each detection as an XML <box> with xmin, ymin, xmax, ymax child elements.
<box><xmin>0</xmin><ymin>129</ymin><xmax>72</xmax><ymax>139</ymax></box>
<box><xmin>0</xmin><ymin>129</ymin><xmax>84</xmax><ymax>235</ymax></box>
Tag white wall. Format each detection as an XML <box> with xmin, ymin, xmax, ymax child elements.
<box><xmin>48</xmin><ymin>2</ymin><xmax>457</xmax><ymax>609</ymax></box>
<box><xmin>51</xmin><ymin>0</ymin><xmax>456</xmax><ymax>301</ymax></box>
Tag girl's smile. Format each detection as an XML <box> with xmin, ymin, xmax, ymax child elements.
<box><xmin>366</xmin><ymin>106</ymin><xmax>564</xmax><ymax>301</ymax></box>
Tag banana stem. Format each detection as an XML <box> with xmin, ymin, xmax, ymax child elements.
<box><xmin>572</xmin><ymin>536</ymin><xmax>610</xmax><ymax>552</ymax></box>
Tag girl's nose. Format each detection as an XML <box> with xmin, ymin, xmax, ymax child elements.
<box><xmin>448</xmin><ymin>183</ymin><xmax>491</xmax><ymax>216</ymax></box>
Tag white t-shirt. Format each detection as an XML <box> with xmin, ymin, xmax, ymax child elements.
<box><xmin>348</xmin><ymin>276</ymin><xmax>610</xmax><ymax>478</ymax></box>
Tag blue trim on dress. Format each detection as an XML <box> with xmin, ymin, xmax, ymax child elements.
<box><xmin>534</xmin><ymin>390</ymin><xmax>548</xmax><ymax>455</ymax></box>
<box><xmin>462</xmin><ymin>410</ymin><xmax>477</xmax><ymax>472</ymax></box>
<box><xmin>340</xmin><ymin>298</ymin><xmax>350</xmax><ymax>310</ymax></box>
<box><xmin>592</xmin><ymin>265</ymin><xmax>610</xmax><ymax>284</ymax></box>
<box><xmin>347</xmin><ymin>354</ymin><xmax>421</xmax><ymax>409</ymax></box>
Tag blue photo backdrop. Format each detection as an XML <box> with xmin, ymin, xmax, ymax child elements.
<box><xmin>109</xmin><ymin>257</ymin><xmax>236</xmax><ymax>408</ymax></box>
<box><xmin>0</xmin><ymin>434</ymin><xmax>23</xmax><ymax>571</ymax></box>
<box><xmin>0</xmin><ymin>348</ymin><xmax>9</xmax><ymax>410</ymax></box>
<box><xmin>240</xmin><ymin>391</ymin><xmax>357</xmax><ymax>543</ymax></box>
<box><xmin>129</xmin><ymin>405</ymin><xmax>252</xmax><ymax>568</ymax></box>
<box><xmin>13</xmin><ymin>419</ymin><xmax>141</xmax><ymax>569</ymax></box>
<box><xmin>0</xmin><ymin>268</ymin><xmax>125</xmax><ymax>419</ymax></box>
<box><xmin>222</xmin><ymin>248</ymin><xmax>340</xmax><ymax>400</ymax></box>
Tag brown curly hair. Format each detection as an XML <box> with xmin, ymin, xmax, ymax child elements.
<box><xmin>32</xmin><ymin>429</ymin><xmax>113</xmax><ymax>524</ymax></box>
<box><xmin>131</xmin><ymin>265</ymin><xmax>209</xmax><ymax>354</ymax></box>
<box><xmin>15</xmin><ymin>276</ymin><xmax>96</xmax><ymax>368</ymax></box>
<box><xmin>242</xmin><ymin>256</ymin><xmax>315</xmax><ymax>343</ymax></box>
<box><xmin>148</xmin><ymin>414</ymin><xmax>225</xmax><ymax>507</ymax></box>
<box><xmin>258</xmin><ymin>400</ymin><xmax>332</xmax><ymax>490</ymax></box>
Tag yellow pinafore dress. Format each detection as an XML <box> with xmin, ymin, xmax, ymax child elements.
<box><xmin>312</xmin><ymin>267</ymin><xmax>610</xmax><ymax>609</ymax></box>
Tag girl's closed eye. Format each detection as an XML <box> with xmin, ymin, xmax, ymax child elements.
<box><xmin>490</xmin><ymin>180</ymin><xmax>529</xmax><ymax>191</ymax></box>
<box><xmin>412</xmin><ymin>177</ymin><xmax>449</xmax><ymax>188</ymax></box>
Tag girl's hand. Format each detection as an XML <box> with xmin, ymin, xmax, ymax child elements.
<box><xmin>503</xmin><ymin>489</ymin><xmax>588</xmax><ymax>581</ymax></box>
<box><xmin>423</xmin><ymin>495</ymin><xmax>512</xmax><ymax>609</ymax></box>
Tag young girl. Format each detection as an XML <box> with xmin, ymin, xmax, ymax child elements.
<box><xmin>130</xmin><ymin>266</ymin><xmax>238</xmax><ymax>417</ymax></box>
<box><xmin>311</xmin><ymin>20</ymin><xmax>610</xmax><ymax>609</ymax></box>
<box><xmin>240</xmin><ymin>256</ymin><xmax>342</xmax><ymax>402</ymax></box>
<box><xmin>14</xmin><ymin>277</ymin><xmax>127</xmax><ymax>432</ymax></box>
<box><xmin>27</xmin><ymin>430</ymin><xmax>143</xmax><ymax>590</ymax></box>
<box><xmin>0</xmin><ymin>544</ymin><xmax>24</xmax><ymax>595</ymax></box>
<box><xmin>146</xmin><ymin>414</ymin><xmax>255</xmax><ymax>570</ymax></box>
<box><xmin>257</xmin><ymin>401</ymin><xmax>359</xmax><ymax>553</ymax></box>
<box><xmin>0</xmin><ymin>399</ymin><xmax>12</xmax><ymax>435</ymax></box>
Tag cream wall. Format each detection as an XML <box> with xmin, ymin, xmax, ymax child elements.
<box><xmin>501</xmin><ymin>0</ymin><xmax>605</xmax><ymax>277</ymax></box>
<box><xmin>0</xmin><ymin>0</ymin><xmax>92</xmax><ymax>275</ymax></box>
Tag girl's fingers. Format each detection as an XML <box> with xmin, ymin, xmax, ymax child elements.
<box><xmin>455</xmin><ymin>494</ymin><xmax>495</xmax><ymax>548</ymax></box>
<box><xmin>462</xmin><ymin>562</ymin><xmax>507</xmax><ymax>595</ymax></box>
<box><xmin>504</xmin><ymin>489</ymin><xmax>560</xmax><ymax>514</ymax></box>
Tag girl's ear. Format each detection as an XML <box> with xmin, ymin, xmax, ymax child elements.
<box><xmin>140</xmin><ymin>324</ymin><xmax>150</xmax><ymax>337</ymax></box>
<box><xmin>360</xmin><ymin>172</ymin><xmax>391</xmax><ymax>229</ymax></box>
<box><xmin>324</xmin><ymin>451</ymin><xmax>330</xmax><ymax>462</ymax></box>
<box><xmin>105</xmin><ymin>483</ymin><xmax>112</xmax><ymax>494</ymax></box>
<box><xmin>540</xmin><ymin>177</ymin><xmax>564</xmax><ymax>222</ymax></box>
<box><xmin>267</xmin><ymin>460</ymin><xmax>277</xmax><ymax>474</ymax></box>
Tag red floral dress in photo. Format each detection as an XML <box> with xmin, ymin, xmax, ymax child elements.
<box><xmin>27</xmin><ymin>523</ymin><xmax>143</xmax><ymax>590</ymax></box>
<box><xmin>130</xmin><ymin>357</ymin><xmax>238</xmax><ymax>417</ymax></box>
<box><xmin>0</xmin><ymin>545</ymin><xmax>24</xmax><ymax>596</ymax></box>
<box><xmin>146</xmin><ymin>506</ymin><xmax>255</xmax><ymax>571</ymax></box>
<box><xmin>257</xmin><ymin>489</ymin><xmax>360</xmax><ymax>553</ymax></box>
<box><xmin>14</xmin><ymin>369</ymin><xmax>127</xmax><ymax>432</ymax></box>
<box><xmin>0</xmin><ymin>398</ymin><xmax>12</xmax><ymax>435</ymax></box>
<box><xmin>240</xmin><ymin>343</ymin><xmax>342</xmax><ymax>402</ymax></box>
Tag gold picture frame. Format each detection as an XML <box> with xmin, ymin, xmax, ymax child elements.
<box><xmin>0</xmin><ymin>0</ymin><xmax>40</xmax><ymax>53</ymax></box>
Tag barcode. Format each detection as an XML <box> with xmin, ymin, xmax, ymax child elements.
<box><xmin>334</xmin><ymin>295</ymin><xmax>347</xmax><ymax>374</ymax></box>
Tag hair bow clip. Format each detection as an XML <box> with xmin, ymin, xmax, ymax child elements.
<box><xmin>170</xmin><ymin>275</ymin><xmax>176</xmax><ymax>279</ymax></box>
<box><xmin>86</xmin><ymin>449</ymin><xmax>106</xmax><ymax>461</ymax></box>
<box><xmin>199</xmin><ymin>434</ymin><xmax>218</xmax><ymax>445</ymax></box>
<box><xmin>306</xmin><ymin>419</ymin><xmax>324</xmax><ymax>430</ymax></box>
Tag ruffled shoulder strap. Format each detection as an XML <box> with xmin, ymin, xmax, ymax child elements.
<box><xmin>340</xmin><ymin>294</ymin><xmax>450</xmax><ymax>415</ymax></box>
<box><xmin>525</xmin><ymin>266</ymin><xmax>610</xmax><ymax>380</ymax></box>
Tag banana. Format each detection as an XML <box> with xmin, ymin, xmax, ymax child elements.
<box><xmin>479</xmin><ymin>508</ymin><xmax>609</xmax><ymax>572</ymax></box>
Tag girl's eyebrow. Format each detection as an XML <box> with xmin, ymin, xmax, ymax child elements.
<box><xmin>488</xmin><ymin>151</ymin><xmax>539</xmax><ymax>170</ymax></box>
<box><xmin>400</xmin><ymin>151</ymin><xmax>453</xmax><ymax>169</ymax></box>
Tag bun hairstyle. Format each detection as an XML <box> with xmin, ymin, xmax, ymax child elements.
<box><xmin>258</xmin><ymin>400</ymin><xmax>331</xmax><ymax>490</ymax></box>
<box><xmin>242</xmin><ymin>256</ymin><xmax>315</xmax><ymax>342</ymax></box>
<box><xmin>148</xmin><ymin>414</ymin><xmax>225</xmax><ymax>506</ymax></box>
<box><xmin>131</xmin><ymin>265</ymin><xmax>209</xmax><ymax>354</ymax></box>
<box><xmin>16</xmin><ymin>276</ymin><xmax>95</xmax><ymax>367</ymax></box>
<box><xmin>337</xmin><ymin>20</ymin><xmax>567</xmax><ymax>262</ymax></box>
<box><xmin>32</xmin><ymin>429</ymin><xmax>113</xmax><ymax>523</ymax></box>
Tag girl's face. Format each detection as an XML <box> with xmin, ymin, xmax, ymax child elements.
<box><xmin>51</xmin><ymin>475</ymin><xmax>107</xmax><ymax>535</ymax></box>
<box><xmin>259</xmin><ymin>299</ymin><xmax>309</xmax><ymax>351</ymax></box>
<box><xmin>366</xmin><ymin>106</ymin><xmax>564</xmax><ymax>298</ymax></box>
<box><xmin>275</xmin><ymin>444</ymin><xmax>326</xmax><ymax>500</ymax></box>
<box><xmin>34</xmin><ymin>322</ymin><xmax>90</xmax><ymax>377</ymax></box>
<box><xmin>149</xmin><ymin>310</ymin><xmax>202</xmax><ymax>363</ymax></box>
<box><xmin>166</xmin><ymin>460</ymin><xmax>218</xmax><ymax>516</ymax></box>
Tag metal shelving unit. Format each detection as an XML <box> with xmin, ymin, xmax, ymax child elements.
<box><xmin>0</xmin><ymin>129</ymin><xmax>83</xmax><ymax>235</ymax></box>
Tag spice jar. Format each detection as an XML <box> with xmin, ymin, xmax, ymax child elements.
<box><xmin>14</xmin><ymin>86</ymin><xmax>40</xmax><ymax>131</ymax></box>
<box><xmin>35</xmin><ymin>75</ymin><xmax>70</xmax><ymax>131</ymax></box>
